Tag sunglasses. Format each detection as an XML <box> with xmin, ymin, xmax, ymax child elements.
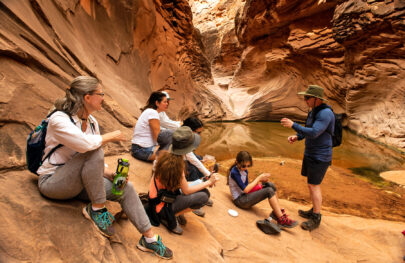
<box><xmin>240</xmin><ymin>164</ymin><xmax>252</xmax><ymax>168</ymax></box>
<box><xmin>304</xmin><ymin>96</ymin><xmax>312</xmax><ymax>101</ymax></box>
<box><xmin>92</xmin><ymin>92</ymin><xmax>105</xmax><ymax>97</ymax></box>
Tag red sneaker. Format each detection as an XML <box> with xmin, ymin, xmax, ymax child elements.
<box><xmin>277</xmin><ymin>214</ymin><xmax>298</xmax><ymax>228</ymax></box>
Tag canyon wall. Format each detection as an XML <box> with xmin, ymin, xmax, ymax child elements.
<box><xmin>0</xmin><ymin>0</ymin><xmax>227</xmax><ymax>170</ymax></box>
<box><xmin>0</xmin><ymin>0</ymin><xmax>404</xmax><ymax>170</ymax></box>
<box><xmin>190</xmin><ymin>0</ymin><xmax>405</xmax><ymax>150</ymax></box>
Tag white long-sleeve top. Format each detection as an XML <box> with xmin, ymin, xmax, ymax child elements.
<box><xmin>159</xmin><ymin>111</ymin><xmax>181</xmax><ymax>130</ymax></box>
<box><xmin>37</xmin><ymin>111</ymin><xmax>102</xmax><ymax>176</ymax></box>
<box><xmin>185</xmin><ymin>152</ymin><xmax>211</xmax><ymax>177</ymax></box>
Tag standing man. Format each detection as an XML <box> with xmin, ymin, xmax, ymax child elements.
<box><xmin>280</xmin><ymin>85</ymin><xmax>334</xmax><ymax>231</ymax></box>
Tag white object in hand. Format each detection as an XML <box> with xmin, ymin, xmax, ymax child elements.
<box><xmin>228</xmin><ymin>209</ymin><xmax>238</xmax><ymax>217</ymax></box>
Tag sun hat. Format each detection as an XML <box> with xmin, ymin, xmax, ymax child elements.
<box><xmin>169</xmin><ymin>126</ymin><xmax>201</xmax><ymax>155</ymax></box>
<box><xmin>297</xmin><ymin>85</ymin><xmax>328</xmax><ymax>101</ymax></box>
<box><xmin>161</xmin><ymin>91</ymin><xmax>173</xmax><ymax>100</ymax></box>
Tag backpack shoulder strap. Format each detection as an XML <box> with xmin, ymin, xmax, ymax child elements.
<box><xmin>42</xmin><ymin>110</ymin><xmax>75</xmax><ymax>162</ymax></box>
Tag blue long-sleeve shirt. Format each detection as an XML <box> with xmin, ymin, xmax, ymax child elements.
<box><xmin>228</xmin><ymin>166</ymin><xmax>248</xmax><ymax>200</ymax></box>
<box><xmin>292</xmin><ymin>104</ymin><xmax>335</xmax><ymax>162</ymax></box>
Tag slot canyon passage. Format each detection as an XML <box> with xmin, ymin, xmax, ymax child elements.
<box><xmin>0</xmin><ymin>0</ymin><xmax>404</xmax><ymax>262</ymax></box>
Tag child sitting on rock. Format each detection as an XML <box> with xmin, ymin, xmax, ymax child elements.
<box><xmin>227</xmin><ymin>151</ymin><xmax>298</xmax><ymax>234</ymax></box>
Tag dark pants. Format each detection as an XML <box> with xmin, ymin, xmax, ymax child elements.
<box><xmin>186</xmin><ymin>153</ymin><xmax>204</xmax><ymax>181</ymax></box>
<box><xmin>233</xmin><ymin>183</ymin><xmax>276</xmax><ymax>209</ymax></box>
<box><xmin>157</xmin><ymin>129</ymin><xmax>174</xmax><ymax>151</ymax></box>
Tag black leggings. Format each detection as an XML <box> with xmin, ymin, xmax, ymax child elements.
<box><xmin>233</xmin><ymin>183</ymin><xmax>276</xmax><ymax>209</ymax></box>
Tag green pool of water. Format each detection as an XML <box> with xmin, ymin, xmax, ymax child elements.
<box><xmin>196</xmin><ymin>122</ymin><xmax>405</xmax><ymax>176</ymax></box>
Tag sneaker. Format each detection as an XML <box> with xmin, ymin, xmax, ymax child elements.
<box><xmin>82</xmin><ymin>203</ymin><xmax>115</xmax><ymax>237</ymax></box>
<box><xmin>177</xmin><ymin>214</ymin><xmax>187</xmax><ymax>226</ymax></box>
<box><xmin>270</xmin><ymin>208</ymin><xmax>285</xmax><ymax>221</ymax></box>
<box><xmin>301</xmin><ymin>213</ymin><xmax>321</xmax><ymax>231</ymax></box>
<box><xmin>137</xmin><ymin>235</ymin><xmax>173</xmax><ymax>260</ymax></box>
<box><xmin>161</xmin><ymin>219</ymin><xmax>183</xmax><ymax>235</ymax></box>
<box><xmin>298</xmin><ymin>207</ymin><xmax>314</xmax><ymax>219</ymax></box>
<box><xmin>192</xmin><ymin>208</ymin><xmax>205</xmax><ymax>217</ymax></box>
<box><xmin>256</xmin><ymin>219</ymin><xmax>281</xmax><ymax>235</ymax></box>
<box><xmin>277</xmin><ymin>214</ymin><xmax>298</xmax><ymax>228</ymax></box>
<box><xmin>206</xmin><ymin>199</ymin><xmax>214</xmax><ymax>207</ymax></box>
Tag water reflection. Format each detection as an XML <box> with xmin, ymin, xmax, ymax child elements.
<box><xmin>196</xmin><ymin>122</ymin><xmax>405</xmax><ymax>172</ymax></box>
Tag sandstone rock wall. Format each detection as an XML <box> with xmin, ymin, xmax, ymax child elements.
<box><xmin>191</xmin><ymin>0</ymin><xmax>405</xmax><ymax>150</ymax></box>
<box><xmin>0</xmin><ymin>0</ymin><xmax>227</xmax><ymax>170</ymax></box>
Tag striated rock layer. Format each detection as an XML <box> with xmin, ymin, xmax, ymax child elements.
<box><xmin>0</xmin><ymin>0</ymin><xmax>228</xmax><ymax>170</ymax></box>
<box><xmin>190</xmin><ymin>0</ymin><xmax>405</xmax><ymax>150</ymax></box>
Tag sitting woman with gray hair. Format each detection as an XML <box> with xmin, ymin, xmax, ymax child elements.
<box><xmin>37</xmin><ymin>76</ymin><xmax>172</xmax><ymax>259</ymax></box>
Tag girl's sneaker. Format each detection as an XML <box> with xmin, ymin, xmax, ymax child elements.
<box><xmin>277</xmin><ymin>214</ymin><xmax>298</xmax><ymax>228</ymax></box>
<box><xmin>137</xmin><ymin>235</ymin><xmax>173</xmax><ymax>260</ymax></box>
<box><xmin>270</xmin><ymin>208</ymin><xmax>285</xmax><ymax>221</ymax></box>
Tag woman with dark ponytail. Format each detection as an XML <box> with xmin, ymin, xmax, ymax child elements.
<box><xmin>37</xmin><ymin>76</ymin><xmax>173</xmax><ymax>259</ymax></box>
<box><xmin>131</xmin><ymin>91</ymin><xmax>171</xmax><ymax>161</ymax></box>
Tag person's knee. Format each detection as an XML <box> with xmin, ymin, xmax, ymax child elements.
<box><xmin>264</xmin><ymin>182</ymin><xmax>277</xmax><ymax>192</ymax></box>
<box><xmin>190</xmin><ymin>192</ymin><xmax>209</xmax><ymax>209</ymax></box>
<box><xmin>87</xmin><ymin>148</ymin><xmax>104</xmax><ymax>162</ymax></box>
<box><xmin>265</xmin><ymin>187</ymin><xmax>275</xmax><ymax>198</ymax></box>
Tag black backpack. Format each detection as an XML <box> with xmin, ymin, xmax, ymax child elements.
<box><xmin>26</xmin><ymin>111</ymin><xmax>74</xmax><ymax>175</ymax></box>
<box><xmin>311</xmin><ymin>104</ymin><xmax>343</xmax><ymax>147</ymax></box>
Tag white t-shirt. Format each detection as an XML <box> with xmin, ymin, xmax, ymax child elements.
<box><xmin>37</xmin><ymin>111</ymin><xmax>102</xmax><ymax>176</ymax></box>
<box><xmin>131</xmin><ymin>108</ymin><xmax>160</xmax><ymax>147</ymax></box>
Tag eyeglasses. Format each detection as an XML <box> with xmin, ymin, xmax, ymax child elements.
<box><xmin>92</xmin><ymin>92</ymin><xmax>105</xmax><ymax>97</ymax></box>
<box><xmin>304</xmin><ymin>96</ymin><xmax>312</xmax><ymax>101</ymax></box>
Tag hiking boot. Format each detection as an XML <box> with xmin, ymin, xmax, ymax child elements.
<box><xmin>82</xmin><ymin>203</ymin><xmax>115</xmax><ymax>237</ymax></box>
<box><xmin>192</xmin><ymin>208</ymin><xmax>205</xmax><ymax>217</ymax></box>
<box><xmin>137</xmin><ymin>235</ymin><xmax>173</xmax><ymax>260</ymax></box>
<box><xmin>277</xmin><ymin>214</ymin><xmax>298</xmax><ymax>228</ymax></box>
<box><xmin>301</xmin><ymin>213</ymin><xmax>322</xmax><ymax>231</ymax></box>
<box><xmin>298</xmin><ymin>207</ymin><xmax>314</xmax><ymax>219</ymax></box>
<box><xmin>161</xmin><ymin>219</ymin><xmax>183</xmax><ymax>235</ymax></box>
<box><xmin>206</xmin><ymin>199</ymin><xmax>214</xmax><ymax>207</ymax></box>
<box><xmin>270</xmin><ymin>208</ymin><xmax>285</xmax><ymax>221</ymax></box>
<box><xmin>177</xmin><ymin>214</ymin><xmax>187</xmax><ymax>226</ymax></box>
<box><xmin>256</xmin><ymin>218</ymin><xmax>281</xmax><ymax>235</ymax></box>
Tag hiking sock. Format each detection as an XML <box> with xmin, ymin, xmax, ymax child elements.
<box><xmin>145</xmin><ymin>234</ymin><xmax>158</xmax><ymax>243</ymax></box>
<box><xmin>92</xmin><ymin>205</ymin><xmax>105</xmax><ymax>211</ymax></box>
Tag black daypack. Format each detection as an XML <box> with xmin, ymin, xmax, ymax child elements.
<box><xmin>26</xmin><ymin>110</ymin><xmax>74</xmax><ymax>175</ymax></box>
<box><xmin>311</xmin><ymin>104</ymin><xmax>343</xmax><ymax>147</ymax></box>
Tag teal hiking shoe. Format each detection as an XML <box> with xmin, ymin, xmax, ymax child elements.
<box><xmin>137</xmin><ymin>235</ymin><xmax>173</xmax><ymax>260</ymax></box>
<box><xmin>82</xmin><ymin>203</ymin><xmax>115</xmax><ymax>237</ymax></box>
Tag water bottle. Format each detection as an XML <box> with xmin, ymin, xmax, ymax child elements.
<box><xmin>112</xmin><ymin>158</ymin><xmax>129</xmax><ymax>196</ymax></box>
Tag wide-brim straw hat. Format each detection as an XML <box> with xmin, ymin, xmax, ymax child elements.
<box><xmin>297</xmin><ymin>85</ymin><xmax>328</xmax><ymax>101</ymax></box>
<box><xmin>169</xmin><ymin>126</ymin><xmax>201</xmax><ymax>155</ymax></box>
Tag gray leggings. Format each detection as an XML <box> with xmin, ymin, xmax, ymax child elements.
<box><xmin>38</xmin><ymin>148</ymin><xmax>151</xmax><ymax>233</ymax></box>
<box><xmin>233</xmin><ymin>183</ymin><xmax>276</xmax><ymax>209</ymax></box>
<box><xmin>172</xmin><ymin>189</ymin><xmax>210</xmax><ymax>214</ymax></box>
